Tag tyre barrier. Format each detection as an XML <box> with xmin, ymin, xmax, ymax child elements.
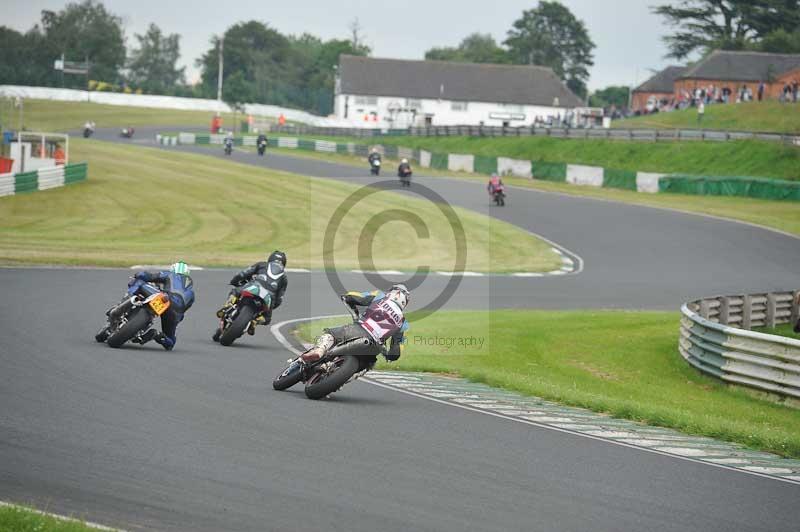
<box><xmin>680</xmin><ymin>291</ymin><xmax>800</xmax><ymax>398</ymax></box>
<box><xmin>0</xmin><ymin>163</ymin><xmax>88</xmax><ymax>197</ymax></box>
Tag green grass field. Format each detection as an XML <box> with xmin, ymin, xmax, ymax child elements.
<box><xmin>614</xmin><ymin>101</ymin><xmax>800</xmax><ymax>134</ymax></box>
<box><xmin>0</xmin><ymin>504</ymin><xmax>100</xmax><ymax>532</ymax></box>
<box><xmin>297</xmin><ymin>310</ymin><xmax>800</xmax><ymax>458</ymax></box>
<box><xmin>755</xmin><ymin>323</ymin><xmax>800</xmax><ymax>340</ymax></box>
<box><xmin>1</xmin><ymin>98</ymin><xmax>238</xmax><ymax>133</ymax></box>
<box><xmin>0</xmin><ymin>140</ymin><xmax>560</xmax><ymax>272</ymax></box>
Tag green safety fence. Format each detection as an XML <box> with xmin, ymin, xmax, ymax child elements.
<box><xmin>430</xmin><ymin>153</ymin><xmax>449</xmax><ymax>170</ymax></box>
<box><xmin>14</xmin><ymin>171</ymin><xmax>38</xmax><ymax>194</ymax></box>
<box><xmin>196</xmin><ymin>135</ymin><xmax>210</xmax><ymax>145</ymax></box>
<box><xmin>474</xmin><ymin>155</ymin><xmax>498</xmax><ymax>175</ymax></box>
<box><xmin>64</xmin><ymin>163</ymin><xmax>88</xmax><ymax>184</ymax></box>
<box><xmin>660</xmin><ymin>175</ymin><xmax>800</xmax><ymax>201</ymax></box>
<box><xmin>298</xmin><ymin>139</ymin><xmax>316</xmax><ymax>151</ymax></box>
<box><xmin>532</xmin><ymin>161</ymin><xmax>567</xmax><ymax>182</ymax></box>
<box><xmin>336</xmin><ymin>143</ymin><xmax>349</xmax><ymax>154</ymax></box>
<box><xmin>602</xmin><ymin>168</ymin><xmax>638</xmax><ymax>191</ymax></box>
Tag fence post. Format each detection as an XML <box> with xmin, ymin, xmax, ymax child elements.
<box><xmin>719</xmin><ymin>296</ymin><xmax>730</xmax><ymax>325</ymax></box>
<box><xmin>742</xmin><ymin>294</ymin><xmax>753</xmax><ymax>330</ymax></box>
<box><xmin>699</xmin><ymin>299</ymin><xmax>712</xmax><ymax>320</ymax></box>
<box><xmin>792</xmin><ymin>290</ymin><xmax>800</xmax><ymax>326</ymax></box>
<box><xmin>766</xmin><ymin>292</ymin><xmax>777</xmax><ymax>329</ymax></box>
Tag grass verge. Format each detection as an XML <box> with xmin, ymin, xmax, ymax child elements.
<box><xmin>0</xmin><ymin>503</ymin><xmax>105</xmax><ymax>532</ymax></box>
<box><xmin>613</xmin><ymin>101</ymin><xmax>800</xmax><ymax>134</ymax></box>
<box><xmin>755</xmin><ymin>323</ymin><xmax>800</xmax><ymax>340</ymax></box>
<box><xmin>289</xmin><ymin>133</ymin><xmax>800</xmax><ymax>181</ymax></box>
<box><xmin>296</xmin><ymin>310</ymin><xmax>800</xmax><ymax>458</ymax></box>
<box><xmin>0</xmin><ymin>139</ymin><xmax>560</xmax><ymax>272</ymax></box>
<box><xmin>3</xmin><ymin>98</ymin><xmax>238</xmax><ymax>133</ymax></box>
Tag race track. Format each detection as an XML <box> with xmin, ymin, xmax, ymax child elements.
<box><xmin>1</xmin><ymin>130</ymin><xmax>799</xmax><ymax>531</ymax></box>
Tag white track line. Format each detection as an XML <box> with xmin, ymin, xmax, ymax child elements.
<box><xmin>270</xmin><ymin>316</ymin><xmax>800</xmax><ymax>487</ymax></box>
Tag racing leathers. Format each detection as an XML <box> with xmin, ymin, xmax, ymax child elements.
<box><xmin>487</xmin><ymin>175</ymin><xmax>504</xmax><ymax>194</ymax></box>
<box><xmin>130</xmin><ymin>270</ymin><xmax>195</xmax><ymax>350</ymax></box>
<box><xmin>225</xmin><ymin>260</ymin><xmax>287</xmax><ymax>325</ymax></box>
<box><xmin>301</xmin><ymin>290</ymin><xmax>409</xmax><ymax>365</ymax></box>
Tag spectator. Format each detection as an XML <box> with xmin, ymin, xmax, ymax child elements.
<box><xmin>54</xmin><ymin>144</ymin><xmax>65</xmax><ymax>165</ymax></box>
<box><xmin>783</xmin><ymin>83</ymin><xmax>792</xmax><ymax>102</ymax></box>
<box><xmin>697</xmin><ymin>101</ymin><xmax>705</xmax><ymax>123</ymax></box>
<box><xmin>793</xmin><ymin>80</ymin><xmax>799</xmax><ymax>103</ymax></box>
<box><xmin>758</xmin><ymin>81</ymin><xmax>765</xmax><ymax>102</ymax></box>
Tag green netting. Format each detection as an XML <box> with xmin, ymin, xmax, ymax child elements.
<box><xmin>431</xmin><ymin>153</ymin><xmax>448</xmax><ymax>170</ymax></box>
<box><xmin>474</xmin><ymin>155</ymin><xmax>498</xmax><ymax>175</ymax></box>
<box><xmin>195</xmin><ymin>135</ymin><xmax>210</xmax><ymax>145</ymax></box>
<box><xmin>660</xmin><ymin>175</ymin><xmax>800</xmax><ymax>201</ymax></box>
<box><xmin>64</xmin><ymin>163</ymin><xmax>88</xmax><ymax>184</ymax></box>
<box><xmin>532</xmin><ymin>161</ymin><xmax>567</xmax><ymax>182</ymax></box>
<box><xmin>14</xmin><ymin>171</ymin><xmax>38</xmax><ymax>193</ymax></box>
<box><xmin>298</xmin><ymin>139</ymin><xmax>316</xmax><ymax>151</ymax></box>
<box><xmin>603</xmin><ymin>168</ymin><xmax>637</xmax><ymax>191</ymax></box>
<box><xmin>336</xmin><ymin>143</ymin><xmax>349</xmax><ymax>154</ymax></box>
<box><xmin>384</xmin><ymin>145</ymin><xmax>398</xmax><ymax>158</ymax></box>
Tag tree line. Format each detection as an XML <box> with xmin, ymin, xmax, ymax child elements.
<box><xmin>0</xmin><ymin>0</ymin><xmax>368</xmax><ymax>115</ymax></box>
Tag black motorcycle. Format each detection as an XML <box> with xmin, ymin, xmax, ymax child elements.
<box><xmin>257</xmin><ymin>138</ymin><xmax>267</xmax><ymax>156</ymax></box>
<box><xmin>399</xmin><ymin>167</ymin><xmax>412</xmax><ymax>187</ymax></box>
<box><xmin>224</xmin><ymin>140</ymin><xmax>233</xmax><ymax>156</ymax></box>
<box><xmin>369</xmin><ymin>157</ymin><xmax>381</xmax><ymax>176</ymax></box>
<box><xmin>95</xmin><ymin>278</ymin><xmax>171</xmax><ymax>348</ymax></box>
<box><xmin>120</xmin><ymin>127</ymin><xmax>135</xmax><ymax>138</ymax></box>
<box><xmin>213</xmin><ymin>275</ymin><xmax>273</xmax><ymax>346</ymax></box>
<box><xmin>83</xmin><ymin>127</ymin><xmax>93</xmax><ymax>138</ymax></box>
<box><xmin>273</xmin><ymin>300</ymin><xmax>385</xmax><ymax>399</ymax></box>
<box><xmin>492</xmin><ymin>186</ymin><xmax>506</xmax><ymax>206</ymax></box>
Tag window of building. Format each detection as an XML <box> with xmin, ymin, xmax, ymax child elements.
<box><xmin>354</xmin><ymin>96</ymin><xmax>378</xmax><ymax>106</ymax></box>
<box><xmin>451</xmin><ymin>101</ymin><xmax>468</xmax><ymax>112</ymax></box>
<box><xmin>407</xmin><ymin>99</ymin><xmax>422</xmax><ymax>110</ymax></box>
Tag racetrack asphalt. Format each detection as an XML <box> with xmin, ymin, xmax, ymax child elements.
<box><xmin>0</xmin><ymin>128</ymin><xmax>798</xmax><ymax>531</ymax></box>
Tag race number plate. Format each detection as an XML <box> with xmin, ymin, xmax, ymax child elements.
<box><xmin>149</xmin><ymin>295</ymin><xmax>170</xmax><ymax>316</ymax></box>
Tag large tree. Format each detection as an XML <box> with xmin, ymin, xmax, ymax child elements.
<box><xmin>588</xmin><ymin>85</ymin><xmax>630</xmax><ymax>109</ymax></box>
<box><xmin>653</xmin><ymin>0</ymin><xmax>800</xmax><ymax>58</ymax></box>
<box><xmin>504</xmin><ymin>1</ymin><xmax>595</xmax><ymax>98</ymax></box>
<box><xmin>425</xmin><ymin>33</ymin><xmax>509</xmax><ymax>64</ymax></box>
<box><xmin>127</xmin><ymin>23</ymin><xmax>185</xmax><ymax>93</ymax></box>
<box><xmin>40</xmin><ymin>0</ymin><xmax>126</xmax><ymax>84</ymax></box>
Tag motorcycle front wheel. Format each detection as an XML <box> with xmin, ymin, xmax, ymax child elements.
<box><xmin>304</xmin><ymin>355</ymin><xmax>360</xmax><ymax>400</ymax></box>
<box><xmin>272</xmin><ymin>359</ymin><xmax>304</xmax><ymax>390</ymax></box>
<box><xmin>107</xmin><ymin>307</ymin><xmax>150</xmax><ymax>348</ymax></box>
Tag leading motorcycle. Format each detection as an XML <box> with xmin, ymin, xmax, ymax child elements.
<box><xmin>95</xmin><ymin>278</ymin><xmax>171</xmax><ymax>348</ymax></box>
<box><xmin>273</xmin><ymin>299</ymin><xmax>386</xmax><ymax>399</ymax></box>
<box><xmin>213</xmin><ymin>275</ymin><xmax>273</xmax><ymax>346</ymax></box>
<box><xmin>370</xmin><ymin>158</ymin><xmax>381</xmax><ymax>176</ymax></box>
<box><xmin>398</xmin><ymin>166</ymin><xmax>412</xmax><ymax>187</ymax></box>
<box><xmin>491</xmin><ymin>184</ymin><xmax>506</xmax><ymax>206</ymax></box>
<box><xmin>224</xmin><ymin>139</ymin><xmax>233</xmax><ymax>156</ymax></box>
<box><xmin>257</xmin><ymin>138</ymin><xmax>267</xmax><ymax>156</ymax></box>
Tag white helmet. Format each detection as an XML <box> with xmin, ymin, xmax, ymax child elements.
<box><xmin>387</xmin><ymin>283</ymin><xmax>410</xmax><ymax>310</ymax></box>
<box><xmin>401</xmin><ymin>158</ymin><xmax>408</xmax><ymax>164</ymax></box>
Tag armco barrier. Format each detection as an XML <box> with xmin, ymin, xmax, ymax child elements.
<box><xmin>0</xmin><ymin>162</ymin><xmax>87</xmax><ymax>198</ymax></box>
<box><xmin>680</xmin><ymin>291</ymin><xmax>800</xmax><ymax>399</ymax></box>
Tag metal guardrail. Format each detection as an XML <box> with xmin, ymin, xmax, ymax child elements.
<box><xmin>680</xmin><ymin>291</ymin><xmax>800</xmax><ymax>398</ymax></box>
<box><xmin>269</xmin><ymin>123</ymin><xmax>800</xmax><ymax>146</ymax></box>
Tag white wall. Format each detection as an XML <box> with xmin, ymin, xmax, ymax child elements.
<box><xmin>335</xmin><ymin>93</ymin><xmax>571</xmax><ymax>128</ymax></box>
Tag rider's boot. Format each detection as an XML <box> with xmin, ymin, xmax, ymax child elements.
<box><xmin>95</xmin><ymin>326</ymin><xmax>110</xmax><ymax>343</ymax></box>
<box><xmin>300</xmin><ymin>333</ymin><xmax>335</xmax><ymax>365</ymax></box>
<box><xmin>133</xmin><ymin>328</ymin><xmax>157</xmax><ymax>344</ymax></box>
<box><xmin>216</xmin><ymin>294</ymin><xmax>238</xmax><ymax>318</ymax></box>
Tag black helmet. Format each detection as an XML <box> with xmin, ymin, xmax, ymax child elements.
<box><xmin>268</xmin><ymin>250</ymin><xmax>287</xmax><ymax>267</ymax></box>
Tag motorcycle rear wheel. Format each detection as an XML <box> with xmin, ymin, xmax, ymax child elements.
<box><xmin>107</xmin><ymin>307</ymin><xmax>150</xmax><ymax>348</ymax></box>
<box><xmin>219</xmin><ymin>305</ymin><xmax>256</xmax><ymax>346</ymax></box>
<box><xmin>304</xmin><ymin>355</ymin><xmax>360</xmax><ymax>400</ymax></box>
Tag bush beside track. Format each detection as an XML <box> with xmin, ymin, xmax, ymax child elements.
<box><xmin>0</xmin><ymin>139</ymin><xmax>560</xmax><ymax>272</ymax></box>
<box><xmin>296</xmin><ymin>310</ymin><xmax>800</xmax><ymax>458</ymax></box>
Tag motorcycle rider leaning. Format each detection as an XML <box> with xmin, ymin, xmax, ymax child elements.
<box><xmin>487</xmin><ymin>173</ymin><xmax>504</xmax><ymax>194</ymax></box>
<box><xmin>398</xmin><ymin>158</ymin><xmax>412</xmax><ymax>176</ymax></box>
<box><xmin>100</xmin><ymin>261</ymin><xmax>195</xmax><ymax>351</ymax></box>
<box><xmin>216</xmin><ymin>250</ymin><xmax>288</xmax><ymax>338</ymax></box>
<box><xmin>300</xmin><ymin>284</ymin><xmax>410</xmax><ymax>365</ymax></box>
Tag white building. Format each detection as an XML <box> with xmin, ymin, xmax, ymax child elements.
<box><xmin>335</xmin><ymin>55</ymin><xmax>584</xmax><ymax>128</ymax></box>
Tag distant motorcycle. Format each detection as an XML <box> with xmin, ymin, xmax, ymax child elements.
<box><xmin>224</xmin><ymin>139</ymin><xmax>233</xmax><ymax>156</ymax></box>
<box><xmin>370</xmin><ymin>158</ymin><xmax>381</xmax><ymax>176</ymax></box>
<box><xmin>257</xmin><ymin>138</ymin><xmax>267</xmax><ymax>156</ymax></box>
<box><xmin>398</xmin><ymin>166</ymin><xmax>412</xmax><ymax>187</ymax></box>
<box><xmin>273</xmin><ymin>299</ymin><xmax>386</xmax><ymax>399</ymax></box>
<box><xmin>83</xmin><ymin>127</ymin><xmax>94</xmax><ymax>138</ymax></box>
<box><xmin>213</xmin><ymin>275</ymin><xmax>274</xmax><ymax>346</ymax></box>
<box><xmin>491</xmin><ymin>185</ymin><xmax>506</xmax><ymax>206</ymax></box>
<box><xmin>95</xmin><ymin>278</ymin><xmax>171</xmax><ymax>348</ymax></box>
<box><xmin>120</xmin><ymin>127</ymin><xmax>135</xmax><ymax>139</ymax></box>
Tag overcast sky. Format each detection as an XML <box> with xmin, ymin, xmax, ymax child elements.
<box><xmin>6</xmin><ymin>0</ymin><xmax>677</xmax><ymax>91</ymax></box>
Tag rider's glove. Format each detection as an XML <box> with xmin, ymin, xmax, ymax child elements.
<box><xmin>127</xmin><ymin>277</ymin><xmax>137</xmax><ymax>287</ymax></box>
